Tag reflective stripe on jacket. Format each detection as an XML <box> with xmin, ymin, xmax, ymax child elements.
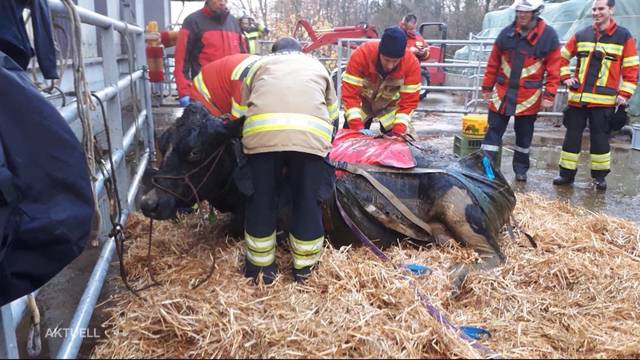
<box><xmin>243</xmin><ymin>24</ymin><xmax>267</xmax><ymax>54</ymax></box>
<box><xmin>560</xmin><ymin>20</ymin><xmax>639</xmax><ymax>107</ymax></box>
<box><xmin>240</xmin><ymin>52</ymin><xmax>339</xmax><ymax>157</ymax></box>
<box><xmin>482</xmin><ymin>19</ymin><xmax>561</xmax><ymax>116</ymax></box>
<box><xmin>341</xmin><ymin>41</ymin><xmax>421</xmax><ymax>131</ymax></box>
<box><xmin>191</xmin><ymin>53</ymin><xmax>259</xmax><ymax>118</ymax></box>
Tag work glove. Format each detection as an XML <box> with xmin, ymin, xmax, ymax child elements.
<box><xmin>348</xmin><ymin>118</ymin><xmax>365</xmax><ymax>131</ymax></box>
<box><xmin>391</xmin><ymin>123</ymin><xmax>407</xmax><ymax>136</ymax></box>
<box><xmin>359</xmin><ymin>129</ymin><xmax>376</xmax><ymax>137</ymax></box>
<box><xmin>179</xmin><ymin>96</ymin><xmax>190</xmax><ymax>107</ymax></box>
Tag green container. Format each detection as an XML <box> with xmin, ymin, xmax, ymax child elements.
<box><xmin>453</xmin><ymin>134</ymin><xmax>502</xmax><ymax>167</ymax></box>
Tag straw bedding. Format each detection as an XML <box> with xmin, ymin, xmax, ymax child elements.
<box><xmin>91</xmin><ymin>193</ymin><xmax>640</xmax><ymax>358</ymax></box>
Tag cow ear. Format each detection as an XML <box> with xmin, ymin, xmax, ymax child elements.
<box><xmin>142</xmin><ymin>167</ymin><xmax>159</xmax><ymax>188</ymax></box>
<box><xmin>201</xmin><ymin>116</ymin><xmax>229</xmax><ymax>143</ymax></box>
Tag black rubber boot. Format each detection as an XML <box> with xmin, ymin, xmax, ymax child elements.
<box><xmin>594</xmin><ymin>178</ymin><xmax>607</xmax><ymax>191</ymax></box>
<box><xmin>244</xmin><ymin>259</ymin><xmax>277</xmax><ymax>285</ymax></box>
<box><xmin>292</xmin><ymin>266</ymin><xmax>312</xmax><ymax>283</ymax></box>
<box><xmin>552</xmin><ymin>176</ymin><xmax>574</xmax><ymax>186</ymax></box>
<box><xmin>515</xmin><ymin>173</ymin><xmax>527</xmax><ymax>182</ymax></box>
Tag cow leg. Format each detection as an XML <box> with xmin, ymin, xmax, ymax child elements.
<box><xmin>427</xmin><ymin>221</ymin><xmax>451</xmax><ymax>245</ymax></box>
<box><xmin>434</xmin><ymin>186</ymin><xmax>505</xmax><ymax>289</ymax></box>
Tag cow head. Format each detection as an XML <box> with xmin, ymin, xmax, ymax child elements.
<box><xmin>140</xmin><ymin>103</ymin><xmax>239</xmax><ymax>219</ymax></box>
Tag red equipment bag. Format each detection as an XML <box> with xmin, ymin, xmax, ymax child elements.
<box><xmin>329</xmin><ymin>129</ymin><xmax>416</xmax><ymax>171</ymax></box>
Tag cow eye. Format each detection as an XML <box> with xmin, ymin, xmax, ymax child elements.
<box><xmin>188</xmin><ymin>149</ymin><xmax>203</xmax><ymax>162</ymax></box>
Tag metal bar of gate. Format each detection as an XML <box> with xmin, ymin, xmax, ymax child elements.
<box><xmin>0</xmin><ymin>1</ymin><xmax>154</xmax><ymax>359</ymax></box>
<box><xmin>56</xmin><ymin>151</ymin><xmax>150</xmax><ymax>360</ymax></box>
<box><xmin>48</xmin><ymin>0</ymin><xmax>143</xmax><ymax>33</ymax></box>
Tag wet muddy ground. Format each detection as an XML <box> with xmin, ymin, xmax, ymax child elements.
<box><xmin>416</xmin><ymin>92</ymin><xmax>640</xmax><ymax>224</ymax></box>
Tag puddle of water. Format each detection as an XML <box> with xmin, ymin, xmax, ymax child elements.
<box><xmin>499</xmin><ymin>145</ymin><xmax>640</xmax><ymax>223</ymax></box>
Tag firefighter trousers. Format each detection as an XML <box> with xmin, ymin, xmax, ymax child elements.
<box><xmin>481</xmin><ymin>110</ymin><xmax>536</xmax><ymax>176</ymax></box>
<box><xmin>558</xmin><ymin>106</ymin><xmax>613</xmax><ymax>180</ymax></box>
<box><xmin>244</xmin><ymin>151</ymin><xmax>332</xmax><ymax>281</ymax></box>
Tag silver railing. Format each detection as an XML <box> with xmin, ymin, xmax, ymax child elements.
<box><xmin>336</xmin><ymin>37</ymin><xmax>567</xmax><ymax>117</ymax></box>
<box><xmin>0</xmin><ymin>0</ymin><xmax>155</xmax><ymax>358</ymax></box>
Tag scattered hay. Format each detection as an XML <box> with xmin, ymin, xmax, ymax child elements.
<box><xmin>92</xmin><ymin>193</ymin><xmax>640</xmax><ymax>358</ymax></box>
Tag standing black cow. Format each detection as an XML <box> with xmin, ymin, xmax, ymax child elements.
<box><xmin>141</xmin><ymin>104</ymin><xmax>516</xmax><ymax>286</ymax></box>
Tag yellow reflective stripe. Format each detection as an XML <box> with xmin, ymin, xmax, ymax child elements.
<box><xmin>246</xmin><ymin>248</ymin><xmax>276</xmax><ymax>267</ymax></box>
<box><xmin>243</xmin><ymin>113</ymin><xmax>334</xmax><ymax>142</ymax></box>
<box><xmin>292</xmin><ymin>254</ymin><xmax>322</xmax><ymax>269</ymax></box>
<box><xmin>327</xmin><ymin>102</ymin><xmax>339</xmax><ymax>120</ymax></box>
<box><xmin>289</xmin><ymin>234</ymin><xmax>323</xmax><ymax>256</ymax></box>
<box><xmin>491</xmin><ymin>90</ymin><xmax>502</xmax><ymax>111</ymax></box>
<box><xmin>231</xmin><ymin>99</ymin><xmax>247</xmax><ymax>118</ymax></box>
<box><xmin>577</xmin><ymin>42</ymin><xmax>595</xmax><ymax>53</ymax></box>
<box><xmin>244</xmin><ymin>57</ymin><xmax>268</xmax><ymax>85</ymax></box>
<box><xmin>622</xmin><ymin>55</ymin><xmax>640</xmax><ymax>68</ymax></box>
<box><xmin>577</xmin><ymin>41</ymin><xmax>623</xmax><ymax>55</ymax></box>
<box><xmin>620</xmin><ymin>81</ymin><xmax>636</xmax><ymax>95</ymax></box>
<box><xmin>590</xmin><ymin>152</ymin><xmax>610</xmax><ymax>170</ymax></box>
<box><xmin>342</xmin><ymin>72</ymin><xmax>364</xmax><ymax>87</ymax></box>
<box><xmin>597</xmin><ymin>58</ymin><xmax>612</xmax><ymax>87</ymax></box>
<box><xmin>245</xmin><ymin>231</ymin><xmax>276</xmax><ymax>267</ymax></box>
<box><xmin>520</xmin><ymin>61</ymin><xmax>542</xmax><ymax>78</ymax></box>
<box><xmin>193</xmin><ymin>73</ymin><xmax>211</xmax><ymax>102</ymax></box>
<box><xmin>501</xmin><ymin>56</ymin><xmax>511</xmax><ymax>78</ymax></box>
<box><xmin>400</xmin><ymin>83</ymin><xmax>420</xmax><ymax>93</ymax></box>
<box><xmin>568</xmin><ymin>91</ymin><xmax>616</xmax><ymax>105</ymax></box>
<box><xmin>559</xmin><ymin>151</ymin><xmax>580</xmax><ymax>170</ymax></box>
<box><xmin>378</xmin><ymin>110</ymin><xmax>396</xmax><ymax>129</ymax></box>
<box><xmin>516</xmin><ymin>89</ymin><xmax>542</xmax><ymax>114</ymax></box>
<box><xmin>394</xmin><ymin>112</ymin><xmax>411</xmax><ymax>127</ymax></box>
<box><xmin>560</xmin><ymin>66</ymin><xmax>573</xmax><ymax>77</ymax></box>
<box><xmin>244</xmin><ymin>31</ymin><xmax>260</xmax><ymax>39</ymax></box>
<box><xmin>345</xmin><ymin>107</ymin><xmax>363</xmax><ymax>121</ymax></box>
<box><xmin>231</xmin><ymin>55</ymin><xmax>261</xmax><ymax>80</ymax></box>
<box><xmin>598</xmin><ymin>43</ymin><xmax>624</xmax><ymax>56</ymax></box>
<box><xmin>290</xmin><ymin>234</ymin><xmax>323</xmax><ymax>269</ymax></box>
<box><xmin>561</xmin><ymin>46</ymin><xmax>572</xmax><ymax>60</ymax></box>
<box><xmin>245</xmin><ymin>231</ymin><xmax>276</xmax><ymax>252</ymax></box>
<box><xmin>578</xmin><ymin>58</ymin><xmax>588</xmax><ymax>84</ymax></box>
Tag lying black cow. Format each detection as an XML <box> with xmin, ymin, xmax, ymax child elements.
<box><xmin>141</xmin><ymin>104</ymin><xmax>516</xmax><ymax>286</ymax></box>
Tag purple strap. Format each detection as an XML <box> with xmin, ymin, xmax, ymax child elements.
<box><xmin>334</xmin><ymin>193</ymin><xmax>500</xmax><ymax>358</ymax></box>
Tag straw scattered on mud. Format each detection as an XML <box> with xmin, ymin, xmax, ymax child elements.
<box><xmin>91</xmin><ymin>193</ymin><xmax>640</xmax><ymax>358</ymax></box>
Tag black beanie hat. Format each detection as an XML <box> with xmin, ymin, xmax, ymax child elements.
<box><xmin>271</xmin><ymin>37</ymin><xmax>302</xmax><ymax>53</ymax></box>
<box><xmin>379</xmin><ymin>27</ymin><xmax>407</xmax><ymax>58</ymax></box>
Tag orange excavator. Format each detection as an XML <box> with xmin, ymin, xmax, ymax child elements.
<box><xmin>291</xmin><ymin>19</ymin><xmax>378</xmax><ymax>53</ymax></box>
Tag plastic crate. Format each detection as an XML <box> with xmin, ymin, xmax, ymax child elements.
<box><xmin>632</xmin><ymin>124</ymin><xmax>640</xmax><ymax>151</ymax></box>
<box><xmin>453</xmin><ymin>134</ymin><xmax>502</xmax><ymax>166</ymax></box>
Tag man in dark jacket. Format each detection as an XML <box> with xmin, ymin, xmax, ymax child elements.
<box><xmin>0</xmin><ymin>51</ymin><xmax>94</xmax><ymax>306</ymax></box>
<box><xmin>0</xmin><ymin>0</ymin><xmax>58</xmax><ymax>79</ymax></box>
<box><xmin>174</xmin><ymin>0</ymin><xmax>246</xmax><ymax>107</ymax></box>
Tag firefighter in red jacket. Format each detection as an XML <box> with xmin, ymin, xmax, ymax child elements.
<box><xmin>400</xmin><ymin>14</ymin><xmax>429</xmax><ymax>62</ymax></box>
<box><xmin>174</xmin><ymin>0</ymin><xmax>246</xmax><ymax>107</ymax></box>
<box><xmin>190</xmin><ymin>53</ymin><xmax>260</xmax><ymax>119</ymax></box>
<box><xmin>553</xmin><ymin>0</ymin><xmax>638</xmax><ymax>191</ymax></box>
<box><xmin>341</xmin><ymin>27</ymin><xmax>421</xmax><ymax>137</ymax></box>
<box><xmin>480</xmin><ymin>0</ymin><xmax>561</xmax><ymax>182</ymax></box>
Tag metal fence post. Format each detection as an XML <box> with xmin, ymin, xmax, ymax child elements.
<box><xmin>0</xmin><ymin>305</ymin><xmax>18</xmax><ymax>358</ymax></box>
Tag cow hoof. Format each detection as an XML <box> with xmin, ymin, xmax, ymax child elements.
<box><xmin>449</xmin><ymin>263</ymin><xmax>470</xmax><ymax>291</ymax></box>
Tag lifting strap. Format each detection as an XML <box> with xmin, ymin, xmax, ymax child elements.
<box><xmin>331</xmin><ymin>160</ymin><xmax>443</xmax><ymax>237</ymax></box>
